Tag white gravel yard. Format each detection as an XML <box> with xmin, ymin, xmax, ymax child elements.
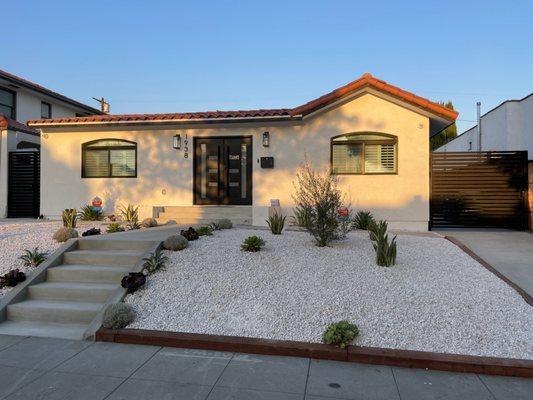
<box><xmin>125</xmin><ymin>228</ymin><xmax>533</xmax><ymax>360</ymax></box>
<box><xmin>0</xmin><ymin>220</ymin><xmax>106</xmax><ymax>296</ymax></box>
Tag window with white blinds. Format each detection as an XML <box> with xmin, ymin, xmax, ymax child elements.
<box><xmin>82</xmin><ymin>139</ymin><xmax>137</xmax><ymax>178</ymax></box>
<box><xmin>331</xmin><ymin>133</ymin><xmax>397</xmax><ymax>174</ymax></box>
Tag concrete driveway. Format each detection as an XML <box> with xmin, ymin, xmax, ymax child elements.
<box><xmin>0</xmin><ymin>335</ymin><xmax>531</xmax><ymax>400</ymax></box>
<box><xmin>437</xmin><ymin>229</ymin><xmax>533</xmax><ymax>298</ymax></box>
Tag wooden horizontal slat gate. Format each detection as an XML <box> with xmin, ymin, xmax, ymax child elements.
<box><xmin>430</xmin><ymin>151</ymin><xmax>528</xmax><ymax>229</ymax></box>
<box><xmin>8</xmin><ymin>151</ymin><xmax>40</xmax><ymax>218</ymax></box>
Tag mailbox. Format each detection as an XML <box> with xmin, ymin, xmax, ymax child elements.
<box><xmin>260</xmin><ymin>157</ymin><xmax>274</xmax><ymax>168</ymax></box>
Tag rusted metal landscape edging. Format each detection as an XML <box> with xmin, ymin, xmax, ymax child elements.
<box><xmin>96</xmin><ymin>328</ymin><xmax>533</xmax><ymax>378</ymax></box>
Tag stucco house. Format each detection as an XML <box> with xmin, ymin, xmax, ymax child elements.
<box><xmin>28</xmin><ymin>73</ymin><xmax>458</xmax><ymax>230</ymax></box>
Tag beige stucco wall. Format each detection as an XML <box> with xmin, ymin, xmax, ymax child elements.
<box><xmin>40</xmin><ymin>92</ymin><xmax>430</xmax><ymax>230</ymax></box>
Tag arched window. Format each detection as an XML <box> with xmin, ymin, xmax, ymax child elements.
<box><xmin>331</xmin><ymin>133</ymin><xmax>397</xmax><ymax>174</ymax></box>
<box><xmin>82</xmin><ymin>139</ymin><xmax>137</xmax><ymax>178</ymax></box>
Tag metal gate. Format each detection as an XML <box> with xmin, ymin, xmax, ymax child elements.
<box><xmin>430</xmin><ymin>151</ymin><xmax>528</xmax><ymax>229</ymax></box>
<box><xmin>7</xmin><ymin>151</ymin><xmax>40</xmax><ymax>218</ymax></box>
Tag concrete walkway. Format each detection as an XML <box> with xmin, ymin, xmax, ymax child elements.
<box><xmin>0</xmin><ymin>336</ymin><xmax>531</xmax><ymax>400</ymax></box>
<box><xmin>437</xmin><ymin>229</ymin><xmax>533</xmax><ymax>298</ymax></box>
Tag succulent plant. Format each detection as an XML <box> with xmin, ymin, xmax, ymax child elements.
<box><xmin>119</xmin><ymin>204</ymin><xmax>139</xmax><ymax>223</ymax></box>
<box><xmin>81</xmin><ymin>228</ymin><xmax>101</xmax><ymax>237</ymax></box>
<box><xmin>121</xmin><ymin>272</ymin><xmax>146</xmax><ymax>294</ymax></box>
<box><xmin>241</xmin><ymin>235</ymin><xmax>265</xmax><ymax>252</ymax></box>
<box><xmin>197</xmin><ymin>226</ymin><xmax>213</xmax><ymax>236</ymax></box>
<box><xmin>266</xmin><ymin>212</ymin><xmax>286</xmax><ymax>234</ymax></box>
<box><xmin>62</xmin><ymin>209</ymin><xmax>78</xmax><ymax>228</ymax></box>
<box><xmin>353</xmin><ymin>211</ymin><xmax>375</xmax><ymax>230</ymax></box>
<box><xmin>180</xmin><ymin>227</ymin><xmax>199</xmax><ymax>241</ymax></box>
<box><xmin>322</xmin><ymin>320</ymin><xmax>359</xmax><ymax>348</ymax></box>
<box><xmin>19</xmin><ymin>247</ymin><xmax>48</xmax><ymax>268</ymax></box>
<box><xmin>78</xmin><ymin>205</ymin><xmax>103</xmax><ymax>221</ymax></box>
<box><xmin>0</xmin><ymin>269</ymin><xmax>26</xmax><ymax>288</ymax></box>
<box><xmin>142</xmin><ymin>249</ymin><xmax>169</xmax><ymax>275</ymax></box>
<box><xmin>106</xmin><ymin>223</ymin><xmax>125</xmax><ymax>233</ymax></box>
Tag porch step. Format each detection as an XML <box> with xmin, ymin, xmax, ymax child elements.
<box><xmin>7</xmin><ymin>300</ymin><xmax>101</xmax><ymax>324</ymax></box>
<box><xmin>0</xmin><ymin>321</ymin><xmax>88</xmax><ymax>340</ymax></box>
<box><xmin>63</xmin><ymin>249</ymin><xmax>145</xmax><ymax>267</ymax></box>
<box><xmin>47</xmin><ymin>264</ymin><xmax>130</xmax><ymax>284</ymax></box>
<box><xmin>28</xmin><ymin>282</ymin><xmax>118</xmax><ymax>302</ymax></box>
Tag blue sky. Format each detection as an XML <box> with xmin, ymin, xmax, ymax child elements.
<box><xmin>3</xmin><ymin>0</ymin><xmax>532</xmax><ymax>132</ymax></box>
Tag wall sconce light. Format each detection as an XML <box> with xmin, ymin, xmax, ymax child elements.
<box><xmin>262</xmin><ymin>131</ymin><xmax>270</xmax><ymax>147</ymax></box>
<box><xmin>173</xmin><ymin>134</ymin><xmax>181</xmax><ymax>150</ymax></box>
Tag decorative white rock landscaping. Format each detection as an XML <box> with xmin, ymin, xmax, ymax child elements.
<box><xmin>125</xmin><ymin>228</ymin><xmax>533</xmax><ymax>360</ymax></box>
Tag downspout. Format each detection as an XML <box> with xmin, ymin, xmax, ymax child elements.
<box><xmin>477</xmin><ymin>101</ymin><xmax>482</xmax><ymax>151</ymax></box>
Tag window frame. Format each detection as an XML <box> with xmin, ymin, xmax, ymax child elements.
<box><xmin>41</xmin><ymin>101</ymin><xmax>52</xmax><ymax>119</ymax></box>
<box><xmin>0</xmin><ymin>86</ymin><xmax>16</xmax><ymax>119</ymax></box>
<box><xmin>81</xmin><ymin>139</ymin><xmax>138</xmax><ymax>179</ymax></box>
<box><xmin>330</xmin><ymin>132</ymin><xmax>398</xmax><ymax>175</ymax></box>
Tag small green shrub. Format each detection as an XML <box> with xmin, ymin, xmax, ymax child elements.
<box><xmin>119</xmin><ymin>204</ymin><xmax>139</xmax><ymax>222</ymax></box>
<box><xmin>141</xmin><ymin>217</ymin><xmax>158</xmax><ymax>228</ymax></box>
<box><xmin>78</xmin><ymin>204</ymin><xmax>103</xmax><ymax>221</ymax></box>
<box><xmin>353</xmin><ymin>211</ymin><xmax>375</xmax><ymax>230</ymax></box>
<box><xmin>62</xmin><ymin>209</ymin><xmax>77</xmax><ymax>228</ymax></box>
<box><xmin>52</xmin><ymin>227</ymin><xmax>78</xmax><ymax>243</ymax></box>
<box><xmin>106</xmin><ymin>222</ymin><xmax>125</xmax><ymax>233</ymax></box>
<box><xmin>241</xmin><ymin>235</ymin><xmax>265</xmax><ymax>252</ymax></box>
<box><xmin>368</xmin><ymin>220</ymin><xmax>388</xmax><ymax>242</ymax></box>
<box><xmin>19</xmin><ymin>247</ymin><xmax>48</xmax><ymax>268</ymax></box>
<box><xmin>163</xmin><ymin>235</ymin><xmax>188</xmax><ymax>251</ymax></box>
<box><xmin>197</xmin><ymin>226</ymin><xmax>213</xmax><ymax>236</ymax></box>
<box><xmin>322</xmin><ymin>320</ymin><xmax>359</xmax><ymax>348</ymax></box>
<box><xmin>266</xmin><ymin>213</ymin><xmax>286</xmax><ymax>234</ymax></box>
<box><xmin>102</xmin><ymin>303</ymin><xmax>135</xmax><ymax>329</ymax></box>
<box><xmin>142</xmin><ymin>249</ymin><xmax>169</xmax><ymax>275</ymax></box>
<box><xmin>373</xmin><ymin>233</ymin><xmax>397</xmax><ymax>267</ymax></box>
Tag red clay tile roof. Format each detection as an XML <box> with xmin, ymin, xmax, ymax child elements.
<box><xmin>27</xmin><ymin>73</ymin><xmax>458</xmax><ymax>126</ymax></box>
<box><xmin>0</xmin><ymin>69</ymin><xmax>102</xmax><ymax>115</ymax></box>
<box><xmin>0</xmin><ymin>115</ymin><xmax>40</xmax><ymax>136</ymax></box>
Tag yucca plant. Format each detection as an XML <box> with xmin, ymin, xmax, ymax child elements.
<box><xmin>353</xmin><ymin>211</ymin><xmax>375</xmax><ymax>230</ymax></box>
<box><xmin>107</xmin><ymin>222</ymin><xmax>125</xmax><ymax>233</ymax></box>
<box><xmin>241</xmin><ymin>235</ymin><xmax>265</xmax><ymax>252</ymax></box>
<box><xmin>78</xmin><ymin>204</ymin><xmax>103</xmax><ymax>221</ymax></box>
<box><xmin>266</xmin><ymin>212</ymin><xmax>286</xmax><ymax>234</ymax></box>
<box><xmin>19</xmin><ymin>247</ymin><xmax>48</xmax><ymax>268</ymax></box>
<box><xmin>372</xmin><ymin>232</ymin><xmax>397</xmax><ymax>267</ymax></box>
<box><xmin>368</xmin><ymin>220</ymin><xmax>388</xmax><ymax>242</ymax></box>
<box><xmin>142</xmin><ymin>249</ymin><xmax>169</xmax><ymax>275</ymax></box>
<box><xmin>119</xmin><ymin>204</ymin><xmax>139</xmax><ymax>223</ymax></box>
<box><xmin>62</xmin><ymin>209</ymin><xmax>77</xmax><ymax>228</ymax></box>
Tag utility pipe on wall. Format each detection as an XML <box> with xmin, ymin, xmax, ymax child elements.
<box><xmin>476</xmin><ymin>102</ymin><xmax>482</xmax><ymax>151</ymax></box>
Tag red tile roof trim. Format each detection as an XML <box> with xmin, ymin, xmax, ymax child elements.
<box><xmin>28</xmin><ymin>73</ymin><xmax>458</xmax><ymax>126</ymax></box>
<box><xmin>0</xmin><ymin>115</ymin><xmax>40</xmax><ymax>136</ymax></box>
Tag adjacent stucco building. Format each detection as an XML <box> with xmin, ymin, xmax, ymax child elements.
<box><xmin>29</xmin><ymin>73</ymin><xmax>458</xmax><ymax>230</ymax></box>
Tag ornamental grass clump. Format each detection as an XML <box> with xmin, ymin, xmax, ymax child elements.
<box><xmin>53</xmin><ymin>227</ymin><xmax>78</xmax><ymax>243</ymax></box>
<box><xmin>266</xmin><ymin>212</ymin><xmax>286</xmax><ymax>234</ymax></box>
<box><xmin>353</xmin><ymin>211</ymin><xmax>375</xmax><ymax>230</ymax></box>
<box><xmin>142</xmin><ymin>249</ymin><xmax>169</xmax><ymax>275</ymax></box>
<box><xmin>62</xmin><ymin>209</ymin><xmax>77</xmax><ymax>228</ymax></box>
<box><xmin>102</xmin><ymin>303</ymin><xmax>135</xmax><ymax>329</ymax></box>
<box><xmin>19</xmin><ymin>247</ymin><xmax>48</xmax><ymax>268</ymax></box>
<box><xmin>322</xmin><ymin>320</ymin><xmax>359</xmax><ymax>348</ymax></box>
<box><xmin>78</xmin><ymin>204</ymin><xmax>103</xmax><ymax>221</ymax></box>
<box><xmin>241</xmin><ymin>235</ymin><xmax>265</xmax><ymax>252</ymax></box>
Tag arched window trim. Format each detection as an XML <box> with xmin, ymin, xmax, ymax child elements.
<box><xmin>82</xmin><ymin>138</ymin><xmax>137</xmax><ymax>178</ymax></box>
<box><xmin>330</xmin><ymin>132</ymin><xmax>398</xmax><ymax>175</ymax></box>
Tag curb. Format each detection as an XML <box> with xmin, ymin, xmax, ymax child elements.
<box><xmin>96</xmin><ymin>328</ymin><xmax>533</xmax><ymax>378</ymax></box>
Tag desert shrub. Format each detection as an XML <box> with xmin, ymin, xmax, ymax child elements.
<box><xmin>141</xmin><ymin>217</ymin><xmax>158</xmax><ymax>228</ymax></box>
<box><xmin>0</xmin><ymin>269</ymin><xmax>26</xmax><ymax>288</ymax></box>
<box><xmin>368</xmin><ymin>220</ymin><xmax>388</xmax><ymax>242</ymax></box>
<box><xmin>142</xmin><ymin>249</ymin><xmax>169</xmax><ymax>275</ymax></box>
<box><xmin>163</xmin><ymin>235</ymin><xmax>188</xmax><ymax>251</ymax></box>
<box><xmin>62</xmin><ymin>209</ymin><xmax>78</xmax><ymax>228</ymax></box>
<box><xmin>78</xmin><ymin>204</ymin><xmax>103</xmax><ymax>221</ymax></box>
<box><xmin>19</xmin><ymin>247</ymin><xmax>48</xmax><ymax>268</ymax></box>
<box><xmin>127</xmin><ymin>217</ymin><xmax>141</xmax><ymax>230</ymax></box>
<box><xmin>372</xmin><ymin>232</ymin><xmax>397</xmax><ymax>267</ymax></box>
<box><xmin>53</xmin><ymin>227</ymin><xmax>78</xmax><ymax>243</ymax></box>
<box><xmin>211</xmin><ymin>219</ymin><xmax>232</xmax><ymax>230</ymax></box>
<box><xmin>322</xmin><ymin>320</ymin><xmax>359</xmax><ymax>348</ymax></box>
<box><xmin>353</xmin><ymin>211</ymin><xmax>375</xmax><ymax>230</ymax></box>
<box><xmin>180</xmin><ymin>227</ymin><xmax>199</xmax><ymax>241</ymax></box>
<box><xmin>197</xmin><ymin>226</ymin><xmax>213</xmax><ymax>236</ymax></box>
<box><xmin>292</xmin><ymin>159</ymin><xmax>344</xmax><ymax>247</ymax></box>
<box><xmin>119</xmin><ymin>204</ymin><xmax>139</xmax><ymax>222</ymax></box>
<box><xmin>241</xmin><ymin>235</ymin><xmax>265</xmax><ymax>252</ymax></box>
<box><xmin>121</xmin><ymin>272</ymin><xmax>146</xmax><ymax>294</ymax></box>
<box><xmin>266</xmin><ymin>212</ymin><xmax>286</xmax><ymax>234</ymax></box>
<box><xmin>82</xmin><ymin>228</ymin><xmax>101</xmax><ymax>237</ymax></box>
<box><xmin>102</xmin><ymin>303</ymin><xmax>135</xmax><ymax>329</ymax></box>
<box><xmin>106</xmin><ymin>223</ymin><xmax>125</xmax><ymax>233</ymax></box>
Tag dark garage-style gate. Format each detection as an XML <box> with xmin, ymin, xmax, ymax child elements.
<box><xmin>7</xmin><ymin>151</ymin><xmax>40</xmax><ymax>218</ymax></box>
<box><xmin>430</xmin><ymin>151</ymin><xmax>529</xmax><ymax>230</ymax></box>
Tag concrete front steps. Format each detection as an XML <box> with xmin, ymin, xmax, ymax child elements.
<box><xmin>0</xmin><ymin>239</ymin><xmax>153</xmax><ymax>340</ymax></box>
<box><xmin>156</xmin><ymin>205</ymin><xmax>252</xmax><ymax>226</ymax></box>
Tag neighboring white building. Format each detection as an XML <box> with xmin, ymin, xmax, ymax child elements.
<box><xmin>0</xmin><ymin>69</ymin><xmax>102</xmax><ymax>217</ymax></box>
<box><xmin>435</xmin><ymin>93</ymin><xmax>533</xmax><ymax>159</ymax></box>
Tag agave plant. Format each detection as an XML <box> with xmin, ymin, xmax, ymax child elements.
<box><xmin>241</xmin><ymin>235</ymin><xmax>265</xmax><ymax>252</ymax></box>
<box><xmin>78</xmin><ymin>204</ymin><xmax>103</xmax><ymax>221</ymax></box>
<box><xmin>119</xmin><ymin>204</ymin><xmax>139</xmax><ymax>223</ymax></box>
<box><xmin>266</xmin><ymin>212</ymin><xmax>286</xmax><ymax>234</ymax></box>
<box><xmin>142</xmin><ymin>249</ymin><xmax>169</xmax><ymax>275</ymax></box>
<box><xmin>19</xmin><ymin>247</ymin><xmax>48</xmax><ymax>268</ymax></box>
<box><xmin>353</xmin><ymin>210</ymin><xmax>375</xmax><ymax>230</ymax></box>
<box><xmin>62</xmin><ymin>209</ymin><xmax>77</xmax><ymax>228</ymax></box>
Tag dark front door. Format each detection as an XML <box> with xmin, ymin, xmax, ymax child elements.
<box><xmin>194</xmin><ymin>137</ymin><xmax>252</xmax><ymax>205</ymax></box>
